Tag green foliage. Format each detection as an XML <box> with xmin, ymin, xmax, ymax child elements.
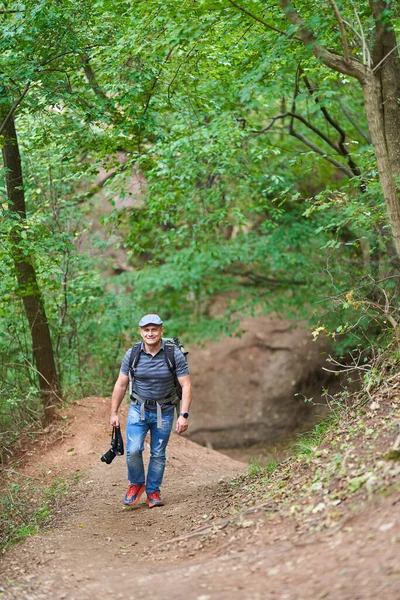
<box><xmin>0</xmin><ymin>472</ymin><xmax>79</xmax><ymax>550</ymax></box>
<box><xmin>248</xmin><ymin>456</ymin><xmax>280</xmax><ymax>478</ymax></box>
<box><xmin>1</xmin><ymin>0</ymin><xmax>400</xmax><ymax>447</ymax></box>
<box><xmin>291</xmin><ymin>414</ymin><xmax>340</xmax><ymax>458</ymax></box>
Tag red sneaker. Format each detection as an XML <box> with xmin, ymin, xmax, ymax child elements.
<box><xmin>124</xmin><ymin>483</ymin><xmax>146</xmax><ymax>506</ymax></box>
<box><xmin>146</xmin><ymin>490</ymin><xmax>164</xmax><ymax>508</ymax></box>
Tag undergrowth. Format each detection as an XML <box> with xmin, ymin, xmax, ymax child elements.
<box><xmin>0</xmin><ymin>471</ymin><xmax>81</xmax><ymax>551</ymax></box>
<box><xmin>247</xmin><ymin>412</ymin><xmax>344</xmax><ymax>481</ymax></box>
<box><xmin>242</xmin><ymin>347</ymin><xmax>400</xmax><ymax>528</ymax></box>
<box><xmin>290</xmin><ymin>412</ymin><xmax>341</xmax><ymax>458</ymax></box>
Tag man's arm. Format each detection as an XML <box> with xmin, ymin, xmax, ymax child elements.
<box><xmin>110</xmin><ymin>373</ymin><xmax>129</xmax><ymax>427</ymax></box>
<box><xmin>176</xmin><ymin>374</ymin><xmax>192</xmax><ymax>434</ymax></box>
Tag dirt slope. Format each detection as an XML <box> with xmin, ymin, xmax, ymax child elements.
<box><xmin>188</xmin><ymin>316</ymin><xmax>336</xmax><ymax>449</ymax></box>
<box><xmin>1</xmin><ymin>396</ymin><xmax>399</xmax><ymax>600</ymax></box>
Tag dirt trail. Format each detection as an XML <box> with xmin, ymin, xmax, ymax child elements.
<box><xmin>1</xmin><ymin>397</ymin><xmax>399</xmax><ymax>600</ymax></box>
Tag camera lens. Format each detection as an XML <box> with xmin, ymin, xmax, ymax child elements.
<box><xmin>101</xmin><ymin>448</ymin><xmax>116</xmax><ymax>464</ymax></box>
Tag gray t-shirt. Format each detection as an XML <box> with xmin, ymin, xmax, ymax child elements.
<box><xmin>120</xmin><ymin>339</ymin><xmax>189</xmax><ymax>410</ymax></box>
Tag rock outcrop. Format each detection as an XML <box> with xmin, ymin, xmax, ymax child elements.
<box><xmin>187</xmin><ymin>317</ymin><xmax>336</xmax><ymax>449</ymax></box>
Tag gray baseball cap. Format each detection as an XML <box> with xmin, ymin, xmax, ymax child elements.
<box><xmin>138</xmin><ymin>313</ymin><xmax>164</xmax><ymax>327</ymax></box>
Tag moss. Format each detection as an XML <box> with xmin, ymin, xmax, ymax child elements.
<box><xmin>385</xmin><ymin>449</ymin><xmax>400</xmax><ymax>461</ymax></box>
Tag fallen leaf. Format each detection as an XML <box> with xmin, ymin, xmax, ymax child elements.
<box><xmin>379</xmin><ymin>522</ymin><xmax>394</xmax><ymax>532</ymax></box>
<box><xmin>312</xmin><ymin>502</ymin><xmax>326</xmax><ymax>513</ymax></box>
<box><xmin>240</xmin><ymin>520</ymin><xmax>254</xmax><ymax>528</ymax></box>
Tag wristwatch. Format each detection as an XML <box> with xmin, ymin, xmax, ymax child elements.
<box><xmin>180</xmin><ymin>412</ymin><xmax>189</xmax><ymax>419</ymax></box>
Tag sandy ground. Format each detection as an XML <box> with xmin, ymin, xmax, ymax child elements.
<box><xmin>0</xmin><ymin>397</ymin><xmax>399</xmax><ymax>600</ymax></box>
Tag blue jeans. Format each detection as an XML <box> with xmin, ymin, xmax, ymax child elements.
<box><xmin>125</xmin><ymin>403</ymin><xmax>174</xmax><ymax>494</ymax></box>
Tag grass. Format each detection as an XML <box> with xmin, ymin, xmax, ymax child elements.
<box><xmin>0</xmin><ymin>472</ymin><xmax>81</xmax><ymax>551</ymax></box>
<box><xmin>240</xmin><ymin>362</ymin><xmax>400</xmax><ymax>533</ymax></box>
<box><xmin>290</xmin><ymin>413</ymin><xmax>341</xmax><ymax>459</ymax></box>
<box><xmin>246</xmin><ymin>414</ymin><xmax>342</xmax><ymax>480</ymax></box>
<box><xmin>247</xmin><ymin>454</ymin><xmax>281</xmax><ymax>478</ymax></box>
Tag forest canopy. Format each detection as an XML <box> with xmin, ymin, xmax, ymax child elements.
<box><xmin>1</xmin><ymin>0</ymin><xmax>400</xmax><ymax>438</ymax></box>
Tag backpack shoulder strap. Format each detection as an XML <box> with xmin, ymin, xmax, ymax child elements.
<box><xmin>164</xmin><ymin>342</ymin><xmax>176</xmax><ymax>375</ymax></box>
<box><xmin>128</xmin><ymin>343</ymin><xmax>141</xmax><ymax>398</ymax></box>
<box><xmin>164</xmin><ymin>341</ymin><xmax>183</xmax><ymax>402</ymax></box>
<box><xmin>128</xmin><ymin>343</ymin><xmax>142</xmax><ymax>374</ymax></box>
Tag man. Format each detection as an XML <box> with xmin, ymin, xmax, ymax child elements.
<box><xmin>110</xmin><ymin>314</ymin><xmax>192</xmax><ymax>508</ymax></box>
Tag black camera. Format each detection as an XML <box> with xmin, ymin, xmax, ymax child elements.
<box><xmin>101</xmin><ymin>447</ymin><xmax>116</xmax><ymax>464</ymax></box>
<box><xmin>101</xmin><ymin>426</ymin><xmax>124</xmax><ymax>464</ymax></box>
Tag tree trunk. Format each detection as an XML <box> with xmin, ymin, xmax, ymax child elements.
<box><xmin>370</xmin><ymin>0</ymin><xmax>400</xmax><ymax>177</ymax></box>
<box><xmin>362</xmin><ymin>71</ymin><xmax>400</xmax><ymax>258</ymax></box>
<box><xmin>279</xmin><ymin>0</ymin><xmax>400</xmax><ymax>258</ymax></box>
<box><xmin>2</xmin><ymin>112</ymin><xmax>62</xmax><ymax>421</ymax></box>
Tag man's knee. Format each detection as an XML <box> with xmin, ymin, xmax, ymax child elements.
<box><xmin>150</xmin><ymin>440</ymin><xmax>167</xmax><ymax>461</ymax></box>
<box><xmin>126</xmin><ymin>438</ymin><xmax>144</xmax><ymax>459</ymax></box>
<box><xmin>150</xmin><ymin>441</ymin><xmax>167</xmax><ymax>459</ymax></box>
<box><xmin>127</xmin><ymin>447</ymin><xmax>142</xmax><ymax>458</ymax></box>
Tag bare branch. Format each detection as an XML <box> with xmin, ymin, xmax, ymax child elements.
<box><xmin>141</xmin><ymin>46</ymin><xmax>175</xmax><ymax>120</ymax></box>
<box><xmin>23</xmin><ymin>358</ymin><xmax>64</xmax><ymax>405</ymax></box>
<box><xmin>352</xmin><ymin>8</ymin><xmax>372</xmax><ymax>67</ymax></box>
<box><xmin>39</xmin><ymin>45</ymin><xmax>100</xmax><ymax>68</ymax></box>
<box><xmin>327</xmin><ymin>0</ymin><xmax>350</xmax><ymax>63</ymax></box>
<box><xmin>72</xmin><ymin>165</ymin><xmax>129</xmax><ymax>205</ymax></box>
<box><xmin>279</xmin><ymin>0</ymin><xmax>365</xmax><ymax>80</ymax></box>
<box><xmin>167</xmin><ymin>45</ymin><xmax>198</xmax><ymax>103</ymax></box>
<box><xmin>227</xmin><ymin>269</ymin><xmax>307</xmax><ymax>286</ymax></box>
<box><xmin>80</xmin><ymin>54</ymin><xmax>110</xmax><ymax>102</ymax></box>
<box><xmin>340</xmin><ymin>102</ymin><xmax>371</xmax><ymax>144</ymax></box>
<box><xmin>251</xmin><ymin>113</ymin><xmax>289</xmax><ymax>134</ymax></box>
<box><xmin>253</xmin><ymin>111</ymin><xmax>342</xmax><ymax>154</ymax></box>
<box><xmin>251</xmin><ymin>111</ymin><xmax>355</xmax><ymax>178</ymax></box>
<box><xmin>288</xmin><ymin>124</ymin><xmax>355</xmax><ymax>177</ymax></box>
<box><xmin>0</xmin><ymin>82</ymin><xmax>30</xmax><ymax>135</ymax></box>
<box><xmin>226</xmin><ymin>0</ymin><xmax>287</xmax><ymax>35</ymax></box>
<box><xmin>372</xmin><ymin>42</ymin><xmax>400</xmax><ymax>74</ymax></box>
<box><xmin>302</xmin><ymin>74</ymin><xmax>360</xmax><ymax>175</ymax></box>
<box><xmin>291</xmin><ymin>111</ymin><xmax>342</xmax><ymax>154</ymax></box>
<box><xmin>39</xmin><ymin>49</ymin><xmax>80</xmax><ymax>68</ymax></box>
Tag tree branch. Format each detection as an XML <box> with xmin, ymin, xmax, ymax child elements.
<box><xmin>141</xmin><ymin>46</ymin><xmax>175</xmax><ymax>120</ymax></box>
<box><xmin>327</xmin><ymin>0</ymin><xmax>350</xmax><ymax>63</ymax></box>
<box><xmin>279</xmin><ymin>0</ymin><xmax>365</xmax><ymax>80</ymax></box>
<box><xmin>226</xmin><ymin>0</ymin><xmax>287</xmax><ymax>35</ymax></box>
<box><xmin>253</xmin><ymin>111</ymin><xmax>341</xmax><ymax>154</ymax></box>
<box><xmin>292</xmin><ymin>111</ymin><xmax>342</xmax><ymax>154</ymax></box>
<box><xmin>302</xmin><ymin>74</ymin><xmax>360</xmax><ymax>175</ymax></box>
<box><xmin>251</xmin><ymin>113</ymin><xmax>286</xmax><ymax>134</ymax></box>
<box><xmin>72</xmin><ymin>165</ymin><xmax>129</xmax><ymax>205</ymax></box>
<box><xmin>168</xmin><ymin>46</ymin><xmax>198</xmax><ymax>103</ymax></box>
<box><xmin>339</xmin><ymin>102</ymin><xmax>371</xmax><ymax>144</ymax></box>
<box><xmin>0</xmin><ymin>82</ymin><xmax>31</xmax><ymax>135</ymax></box>
<box><xmin>251</xmin><ymin>111</ymin><xmax>354</xmax><ymax>178</ymax></box>
<box><xmin>39</xmin><ymin>45</ymin><xmax>100</xmax><ymax>68</ymax></box>
<box><xmin>352</xmin><ymin>8</ymin><xmax>372</xmax><ymax>67</ymax></box>
<box><xmin>225</xmin><ymin>268</ymin><xmax>307</xmax><ymax>286</ymax></box>
<box><xmin>372</xmin><ymin>42</ymin><xmax>400</xmax><ymax>74</ymax></box>
<box><xmin>288</xmin><ymin>121</ymin><xmax>355</xmax><ymax>178</ymax></box>
<box><xmin>80</xmin><ymin>54</ymin><xmax>110</xmax><ymax>102</ymax></box>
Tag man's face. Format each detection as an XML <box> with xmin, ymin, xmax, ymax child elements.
<box><xmin>140</xmin><ymin>324</ymin><xmax>163</xmax><ymax>346</ymax></box>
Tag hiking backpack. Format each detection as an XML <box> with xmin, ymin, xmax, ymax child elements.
<box><xmin>127</xmin><ymin>337</ymin><xmax>188</xmax><ymax>401</ymax></box>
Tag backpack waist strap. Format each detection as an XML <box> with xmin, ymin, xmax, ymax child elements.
<box><xmin>131</xmin><ymin>392</ymin><xmax>180</xmax><ymax>428</ymax></box>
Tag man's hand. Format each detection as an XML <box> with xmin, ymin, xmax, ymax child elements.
<box><xmin>176</xmin><ymin>415</ymin><xmax>188</xmax><ymax>434</ymax></box>
<box><xmin>110</xmin><ymin>373</ymin><xmax>128</xmax><ymax>429</ymax></box>
<box><xmin>110</xmin><ymin>414</ymin><xmax>120</xmax><ymax>428</ymax></box>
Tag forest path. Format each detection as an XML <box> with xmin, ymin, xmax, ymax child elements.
<box><xmin>1</xmin><ymin>397</ymin><xmax>399</xmax><ymax>600</ymax></box>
